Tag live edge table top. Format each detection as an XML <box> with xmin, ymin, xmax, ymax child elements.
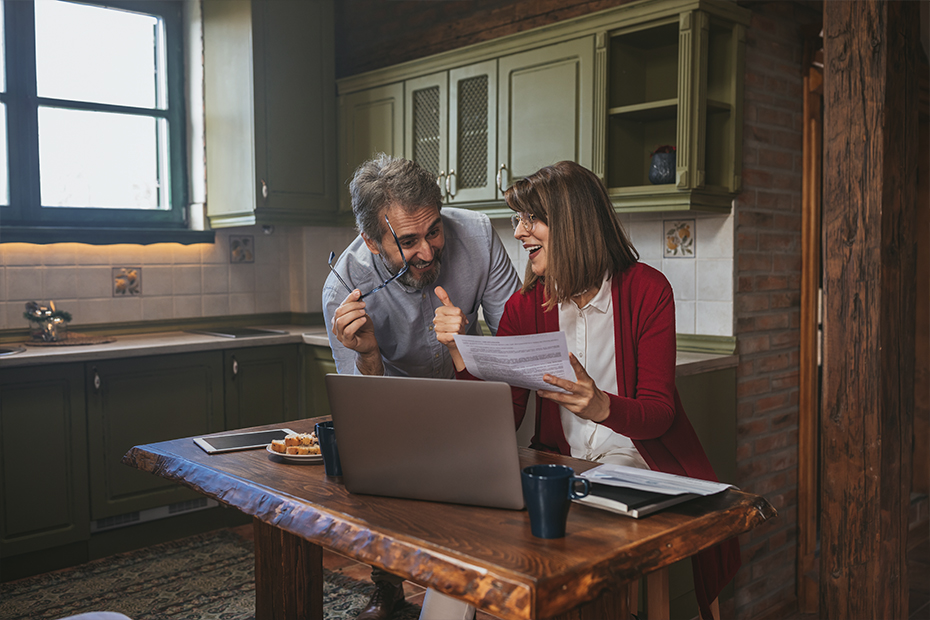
<box><xmin>123</xmin><ymin>418</ymin><xmax>775</xmax><ymax>620</ymax></box>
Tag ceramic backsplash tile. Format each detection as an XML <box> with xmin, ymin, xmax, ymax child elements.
<box><xmin>696</xmin><ymin>301</ymin><xmax>733</xmax><ymax>336</ymax></box>
<box><xmin>662</xmin><ymin>259</ymin><xmax>697</xmax><ymax>301</ymax></box>
<box><xmin>676</xmin><ymin>300</ymin><xmax>696</xmax><ymax>333</ymax></box>
<box><xmin>491</xmin><ymin>212</ymin><xmax>733</xmax><ymax>337</ymax></box>
<box><xmin>0</xmin><ymin>210</ymin><xmax>734</xmax><ymax>337</ymax></box>
<box><xmin>173</xmin><ymin>295</ymin><xmax>202</xmax><ymax>319</ymax></box>
<box><xmin>202</xmin><ymin>293</ymin><xmax>230</xmax><ymax>317</ymax></box>
<box><xmin>142</xmin><ymin>296</ymin><xmax>174</xmax><ymax>321</ymax></box>
<box><xmin>0</xmin><ymin>225</ymin><xmax>292</xmax><ymax>330</ymax></box>
<box><xmin>44</xmin><ymin>267</ymin><xmax>77</xmax><ymax>299</ymax></box>
<box><xmin>697</xmin><ymin>259</ymin><xmax>733</xmax><ymax>302</ymax></box>
<box><xmin>173</xmin><ymin>265</ymin><xmax>202</xmax><ymax>295</ymax></box>
<box><xmin>144</xmin><ymin>266</ymin><xmax>174</xmax><ymax>297</ymax></box>
<box><xmin>663</xmin><ymin>219</ymin><xmax>695</xmax><ymax>257</ymax></box>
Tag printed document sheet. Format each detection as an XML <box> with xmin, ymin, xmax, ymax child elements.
<box><xmin>579</xmin><ymin>464</ymin><xmax>736</xmax><ymax>496</ymax></box>
<box><xmin>453</xmin><ymin>332</ymin><xmax>576</xmax><ymax>392</ymax></box>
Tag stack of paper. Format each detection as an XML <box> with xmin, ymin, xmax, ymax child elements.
<box><xmin>574</xmin><ymin>464</ymin><xmax>736</xmax><ymax>518</ymax></box>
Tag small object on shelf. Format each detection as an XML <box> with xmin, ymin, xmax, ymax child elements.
<box><xmin>23</xmin><ymin>301</ymin><xmax>72</xmax><ymax>342</ymax></box>
<box><xmin>648</xmin><ymin>145</ymin><xmax>676</xmax><ymax>185</ymax></box>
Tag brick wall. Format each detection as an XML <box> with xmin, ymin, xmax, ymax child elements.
<box><xmin>335</xmin><ymin>2</ymin><xmax>818</xmax><ymax>618</ymax></box>
<box><xmin>334</xmin><ymin>0</ymin><xmax>631</xmax><ymax>78</ymax></box>
<box><xmin>733</xmin><ymin>3</ymin><xmax>818</xmax><ymax>618</ymax></box>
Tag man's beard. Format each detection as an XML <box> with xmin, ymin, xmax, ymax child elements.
<box><xmin>381</xmin><ymin>245</ymin><xmax>444</xmax><ymax>289</ymax></box>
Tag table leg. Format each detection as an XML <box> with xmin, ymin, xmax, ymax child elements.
<box><xmin>545</xmin><ymin>584</ymin><xmax>630</xmax><ymax>620</ymax></box>
<box><xmin>253</xmin><ymin>517</ymin><xmax>324</xmax><ymax>620</ymax></box>
<box><xmin>646</xmin><ymin>568</ymin><xmax>670</xmax><ymax>620</ymax></box>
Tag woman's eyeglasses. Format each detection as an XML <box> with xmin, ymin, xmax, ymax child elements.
<box><xmin>328</xmin><ymin>216</ymin><xmax>409</xmax><ymax>300</ymax></box>
<box><xmin>510</xmin><ymin>212</ymin><xmax>537</xmax><ymax>233</ymax></box>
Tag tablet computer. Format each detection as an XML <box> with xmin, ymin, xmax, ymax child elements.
<box><xmin>194</xmin><ymin>428</ymin><xmax>296</xmax><ymax>454</ymax></box>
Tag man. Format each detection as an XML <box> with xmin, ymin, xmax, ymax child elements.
<box><xmin>322</xmin><ymin>154</ymin><xmax>520</xmax><ymax>620</ymax></box>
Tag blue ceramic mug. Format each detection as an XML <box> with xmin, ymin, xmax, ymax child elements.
<box><xmin>315</xmin><ymin>421</ymin><xmax>343</xmax><ymax>477</ymax></box>
<box><xmin>521</xmin><ymin>464</ymin><xmax>590</xmax><ymax>539</ymax></box>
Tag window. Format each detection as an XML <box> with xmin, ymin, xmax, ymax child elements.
<box><xmin>0</xmin><ymin>0</ymin><xmax>203</xmax><ymax>243</ymax></box>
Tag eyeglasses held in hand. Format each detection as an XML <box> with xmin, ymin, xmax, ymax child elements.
<box><xmin>328</xmin><ymin>216</ymin><xmax>409</xmax><ymax>300</ymax></box>
<box><xmin>510</xmin><ymin>212</ymin><xmax>537</xmax><ymax>233</ymax></box>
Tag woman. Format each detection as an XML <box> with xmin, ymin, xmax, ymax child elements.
<box><xmin>431</xmin><ymin>161</ymin><xmax>739</xmax><ymax>620</ymax></box>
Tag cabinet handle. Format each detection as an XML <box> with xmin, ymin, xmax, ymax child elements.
<box><xmin>437</xmin><ymin>171</ymin><xmax>446</xmax><ymax>197</ymax></box>
<box><xmin>93</xmin><ymin>368</ymin><xmax>101</xmax><ymax>392</ymax></box>
<box><xmin>261</xmin><ymin>179</ymin><xmax>268</xmax><ymax>200</ymax></box>
<box><xmin>497</xmin><ymin>163</ymin><xmax>507</xmax><ymax>193</ymax></box>
<box><xmin>232</xmin><ymin>357</ymin><xmax>238</xmax><ymax>378</ymax></box>
<box><xmin>447</xmin><ymin>169</ymin><xmax>455</xmax><ymax>198</ymax></box>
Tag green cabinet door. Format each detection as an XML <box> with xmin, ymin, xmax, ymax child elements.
<box><xmin>338</xmin><ymin>82</ymin><xmax>405</xmax><ymax>213</ymax></box>
<box><xmin>224</xmin><ymin>345</ymin><xmax>299</xmax><ymax>429</ymax></box>
<box><xmin>405</xmin><ymin>71</ymin><xmax>449</xmax><ymax>186</ymax></box>
<box><xmin>302</xmin><ymin>345</ymin><xmax>336</xmax><ymax>419</ymax></box>
<box><xmin>204</xmin><ymin>0</ymin><xmax>338</xmax><ymax>228</ymax></box>
<box><xmin>405</xmin><ymin>60</ymin><xmax>498</xmax><ymax>206</ymax></box>
<box><xmin>498</xmin><ymin>37</ymin><xmax>595</xmax><ymax>190</ymax></box>
<box><xmin>86</xmin><ymin>352</ymin><xmax>224</xmax><ymax>520</ymax></box>
<box><xmin>0</xmin><ymin>364</ymin><xmax>89</xmax><ymax>557</ymax></box>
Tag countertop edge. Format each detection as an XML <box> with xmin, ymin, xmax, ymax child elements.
<box><xmin>0</xmin><ymin>327</ymin><xmax>738</xmax><ymax>376</ymax></box>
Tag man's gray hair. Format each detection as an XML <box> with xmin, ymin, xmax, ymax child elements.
<box><xmin>349</xmin><ymin>154</ymin><xmax>443</xmax><ymax>242</ymax></box>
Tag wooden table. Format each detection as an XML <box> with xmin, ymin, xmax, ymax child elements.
<box><xmin>123</xmin><ymin>418</ymin><xmax>775</xmax><ymax>620</ymax></box>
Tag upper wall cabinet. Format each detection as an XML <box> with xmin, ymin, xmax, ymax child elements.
<box><xmin>405</xmin><ymin>60</ymin><xmax>498</xmax><ymax>205</ymax></box>
<box><xmin>203</xmin><ymin>0</ymin><xmax>340</xmax><ymax>228</ymax></box>
<box><xmin>498</xmin><ymin>38</ymin><xmax>594</xmax><ymax>203</ymax></box>
<box><xmin>606</xmin><ymin>7</ymin><xmax>747</xmax><ymax>212</ymax></box>
<box><xmin>336</xmin><ymin>0</ymin><xmax>749</xmax><ymax>216</ymax></box>
<box><xmin>338</xmin><ymin>83</ymin><xmax>405</xmax><ymax>213</ymax></box>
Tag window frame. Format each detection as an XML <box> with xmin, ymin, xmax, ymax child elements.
<box><xmin>0</xmin><ymin>0</ymin><xmax>206</xmax><ymax>243</ymax></box>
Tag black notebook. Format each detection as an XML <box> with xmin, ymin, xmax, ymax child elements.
<box><xmin>574</xmin><ymin>482</ymin><xmax>703</xmax><ymax>518</ymax></box>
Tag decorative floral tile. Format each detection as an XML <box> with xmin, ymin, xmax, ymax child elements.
<box><xmin>664</xmin><ymin>219</ymin><xmax>695</xmax><ymax>258</ymax></box>
<box><xmin>113</xmin><ymin>267</ymin><xmax>142</xmax><ymax>296</ymax></box>
<box><xmin>229</xmin><ymin>235</ymin><xmax>255</xmax><ymax>263</ymax></box>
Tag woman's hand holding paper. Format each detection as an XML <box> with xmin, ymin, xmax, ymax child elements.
<box><xmin>538</xmin><ymin>353</ymin><xmax>610</xmax><ymax>422</ymax></box>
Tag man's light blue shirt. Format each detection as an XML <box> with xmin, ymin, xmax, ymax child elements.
<box><xmin>322</xmin><ymin>208</ymin><xmax>521</xmax><ymax>377</ymax></box>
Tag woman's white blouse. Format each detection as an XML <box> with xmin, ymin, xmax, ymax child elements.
<box><xmin>557</xmin><ymin>273</ymin><xmax>648</xmax><ymax>468</ymax></box>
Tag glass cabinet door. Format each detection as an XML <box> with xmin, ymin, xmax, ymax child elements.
<box><xmin>448</xmin><ymin>60</ymin><xmax>497</xmax><ymax>204</ymax></box>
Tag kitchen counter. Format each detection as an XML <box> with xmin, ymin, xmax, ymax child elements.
<box><xmin>0</xmin><ymin>325</ymin><xmax>329</xmax><ymax>368</ymax></box>
<box><xmin>0</xmin><ymin>326</ymin><xmax>736</xmax><ymax>376</ymax></box>
<box><xmin>301</xmin><ymin>332</ymin><xmax>736</xmax><ymax>377</ymax></box>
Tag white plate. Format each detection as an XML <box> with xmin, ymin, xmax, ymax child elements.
<box><xmin>266</xmin><ymin>444</ymin><xmax>323</xmax><ymax>464</ymax></box>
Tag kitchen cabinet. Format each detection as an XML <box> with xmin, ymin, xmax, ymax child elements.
<box><xmin>338</xmin><ymin>82</ymin><xmax>405</xmax><ymax>213</ymax></box>
<box><xmin>86</xmin><ymin>352</ymin><xmax>225</xmax><ymax>520</ymax></box>
<box><xmin>0</xmin><ymin>364</ymin><xmax>89</xmax><ymax>558</ymax></box>
<box><xmin>336</xmin><ymin>0</ymin><xmax>748</xmax><ymax>216</ymax></box>
<box><xmin>0</xmin><ymin>340</ymin><xmax>303</xmax><ymax>574</ymax></box>
<box><xmin>405</xmin><ymin>60</ymin><xmax>498</xmax><ymax>204</ymax></box>
<box><xmin>303</xmin><ymin>344</ymin><xmax>337</xmax><ymax>419</ymax></box>
<box><xmin>497</xmin><ymin>37</ymin><xmax>595</xmax><ymax>199</ymax></box>
<box><xmin>225</xmin><ymin>345</ymin><xmax>300</xmax><ymax>428</ymax></box>
<box><xmin>664</xmin><ymin>366</ymin><xmax>737</xmax><ymax>618</ymax></box>
<box><xmin>203</xmin><ymin>0</ymin><xmax>339</xmax><ymax>228</ymax></box>
<box><xmin>606</xmin><ymin>7</ymin><xmax>747</xmax><ymax>212</ymax></box>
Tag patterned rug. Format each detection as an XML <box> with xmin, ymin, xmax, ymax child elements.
<box><xmin>0</xmin><ymin>529</ymin><xmax>421</xmax><ymax>620</ymax></box>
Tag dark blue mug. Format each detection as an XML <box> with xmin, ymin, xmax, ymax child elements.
<box><xmin>315</xmin><ymin>421</ymin><xmax>342</xmax><ymax>477</ymax></box>
<box><xmin>521</xmin><ymin>464</ymin><xmax>590</xmax><ymax>539</ymax></box>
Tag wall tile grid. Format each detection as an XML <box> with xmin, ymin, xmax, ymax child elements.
<box><xmin>491</xmin><ymin>213</ymin><xmax>734</xmax><ymax>337</ymax></box>
<box><xmin>0</xmin><ymin>225</ymin><xmax>293</xmax><ymax>330</ymax></box>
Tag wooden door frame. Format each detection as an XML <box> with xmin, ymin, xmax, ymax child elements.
<box><xmin>797</xmin><ymin>31</ymin><xmax>823</xmax><ymax>616</ymax></box>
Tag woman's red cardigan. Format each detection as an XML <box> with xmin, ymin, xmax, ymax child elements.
<box><xmin>459</xmin><ymin>263</ymin><xmax>740</xmax><ymax>620</ymax></box>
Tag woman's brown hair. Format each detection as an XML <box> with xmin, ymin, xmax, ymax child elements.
<box><xmin>504</xmin><ymin>161</ymin><xmax>639</xmax><ymax>309</ymax></box>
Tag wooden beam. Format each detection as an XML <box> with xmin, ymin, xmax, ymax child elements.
<box><xmin>797</xmin><ymin>57</ymin><xmax>822</xmax><ymax>615</ymax></box>
<box><xmin>821</xmin><ymin>1</ymin><xmax>919</xmax><ymax>619</ymax></box>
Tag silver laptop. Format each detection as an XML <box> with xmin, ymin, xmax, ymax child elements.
<box><xmin>325</xmin><ymin>374</ymin><xmax>525</xmax><ymax>510</ymax></box>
